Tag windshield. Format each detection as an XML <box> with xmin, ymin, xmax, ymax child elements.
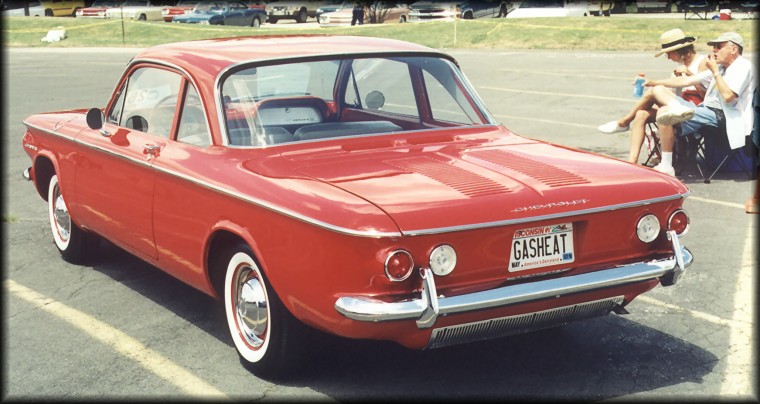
<box><xmin>195</xmin><ymin>1</ymin><xmax>223</xmax><ymax>11</ymax></box>
<box><xmin>220</xmin><ymin>56</ymin><xmax>494</xmax><ymax>147</ymax></box>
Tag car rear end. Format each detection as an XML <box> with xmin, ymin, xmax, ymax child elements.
<box><xmin>408</xmin><ymin>1</ymin><xmax>460</xmax><ymax>21</ymax></box>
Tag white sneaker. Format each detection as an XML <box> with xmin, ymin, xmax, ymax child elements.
<box><xmin>653</xmin><ymin>163</ymin><xmax>675</xmax><ymax>176</ymax></box>
<box><xmin>655</xmin><ymin>104</ymin><xmax>695</xmax><ymax>126</ymax></box>
<box><xmin>598</xmin><ymin>120</ymin><xmax>629</xmax><ymax>134</ymax></box>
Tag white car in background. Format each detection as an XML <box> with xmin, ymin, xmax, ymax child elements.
<box><xmin>507</xmin><ymin>0</ymin><xmax>591</xmax><ymax>17</ymax></box>
<box><xmin>105</xmin><ymin>0</ymin><xmax>173</xmax><ymax>20</ymax></box>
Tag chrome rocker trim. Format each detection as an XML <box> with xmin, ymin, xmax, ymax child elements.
<box><xmin>335</xmin><ymin>230</ymin><xmax>692</xmax><ymax>329</ymax></box>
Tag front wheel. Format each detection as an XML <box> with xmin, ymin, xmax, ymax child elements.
<box><xmin>137</xmin><ymin>13</ymin><xmax>146</xmax><ymax>21</ymax></box>
<box><xmin>251</xmin><ymin>16</ymin><xmax>261</xmax><ymax>27</ymax></box>
<box><xmin>223</xmin><ymin>246</ymin><xmax>304</xmax><ymax>379</ymax></box>
<box><xmin>48</xmin><ymin>174</ymin><xmax>99</xmax><ymax>263</ymax></box>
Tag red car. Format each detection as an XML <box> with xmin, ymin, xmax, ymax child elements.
<box><xmin>75</xmin><ymin>0</ymin><xmax>123</xmax><ymax>18</ymax></box>
<box><xmin>21</xmin><ymin>35</ymin><xmax>693</xmax><ymax>379</ymax></box>
<box><xmin>161</xmin><ymin>0</ymin><xmax>200</xmax><ymax>21</ymax></box>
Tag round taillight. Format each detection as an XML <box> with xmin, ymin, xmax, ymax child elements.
<box><xmin>385</xmin><ymin>250</ymin><xmax>414</xmax><ymax>282</ymax></box>
<box><xmin>429</xmin><ymin>244</ymin><xmax>457</xmax><ymax>276</ymax></box>
<box><xmin>636</xmin><ymin>214</ymin><xmax>661</xmax><ymax>243</ymax></box>
<box><xmin>668</xmin><ymin>209</ymin><xmax>690</xmax><ymax>236</ymax></box>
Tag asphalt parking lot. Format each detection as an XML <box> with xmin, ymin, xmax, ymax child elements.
<box><xmin>3</xmin><ymin>38</ymin><xmax>757</xmax><ymax>400</ymax></box>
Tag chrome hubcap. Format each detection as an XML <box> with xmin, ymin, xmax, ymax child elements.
<box><xmin>53</xmin><ymin>189</ymin><xmax>71</xmax><ymax>242</ymax></box>
<box><xmin>235</xmin><ymin>267</ymin><xmax>268</xmax><ymax>348</ymax></box>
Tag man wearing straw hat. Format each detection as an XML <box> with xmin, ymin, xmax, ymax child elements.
<box><xmin>650</xmin><ymin>32</ymin><xmax>755</xmax><ymax>176</ymax></box>
<box><xmin>598</xmin><ymin>28</ymin><xmax>709</xmax><ymax>165</ymax></box>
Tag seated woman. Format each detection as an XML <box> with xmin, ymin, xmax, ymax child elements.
<box><xmin>598</xmin><ymin>29</ymin><xmax>708</xmax><ymax>164</ymax></box>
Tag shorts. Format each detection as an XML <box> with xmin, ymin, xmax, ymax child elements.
<box><xmin>672</xmin><ymin>97</ymin><xmax>720</xmax><ymax>137</ymax></box>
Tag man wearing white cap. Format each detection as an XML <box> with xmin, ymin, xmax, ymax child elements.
<box><xmin>650</xmin><ymin>31</ymin><xmax>755</xmax><ymax>176</ymax></box>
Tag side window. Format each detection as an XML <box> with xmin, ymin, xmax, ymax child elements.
<box><xmin>346</xmin><ymin>58</ymin><xmax>418</xmax><ymax>118</ymax></box>
<box><xmin>176</xmin><ymin>84</ymin><xmax>211</xmax><ymax>147</ymax></box>
<box><xmin>107</xmin><ymin>83</ymin><xmax>127</xmax><ymax>125</ymax></box>
<box><xmin>423</xmin><ymin>69</ymin><xmax>480</xmax><ymax>124</ymax></box>
<box><xmin>117</xmin><ymin>67</ymin><xmax>182</xmax><ymax>138</ymax></box>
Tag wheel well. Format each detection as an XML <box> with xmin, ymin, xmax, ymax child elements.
<box><xmin>463</xmin><ymin>10</ymin><xmax>473</xmax><ymax>19</ymax></box>
<box><xmin>33</xmin><ymin>156</ymin><xmax>55</xmax><ymax>202</ymax></box>
<box><xmin>207</xmin><ymin>230</ymin><xmax>249</xmax><ymax>298</ymax></box>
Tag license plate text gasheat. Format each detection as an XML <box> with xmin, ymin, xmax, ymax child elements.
<box><xmin>509</xmin><ymin>223</ymin><xmax>575</xmax><ymax>272</ymax></box>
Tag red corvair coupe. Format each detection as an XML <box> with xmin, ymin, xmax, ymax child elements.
<box><xmin>21</xmin><ymin>35</ymin><xmax>693</xmax><ymax>379</ymax></box>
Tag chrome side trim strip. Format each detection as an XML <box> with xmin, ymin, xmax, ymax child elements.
<box><xmin>402</xmin><ymin>192</ymin><xmax>690</xmax><ymax>236</ymax></box>
<box><xmin>335</xmin><ymin>245</ymin><xmax>693</xmax><ymax>327</ymax></box>
<box><xmin>24</xmin><ymin>121</ymin><xmax>690</xmax><ymax>239</ymax></box>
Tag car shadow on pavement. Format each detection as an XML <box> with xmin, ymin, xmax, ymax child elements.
<box><xmin>89</xmin><ymin>239</ymin><xmax>717</xmax><ymax>400</ymax></box>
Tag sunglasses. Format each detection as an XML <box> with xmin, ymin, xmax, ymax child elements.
<box><xmin>713</xmin><ymin>42</ymin><xmax>731</xmax><ymax>50</ymax></box>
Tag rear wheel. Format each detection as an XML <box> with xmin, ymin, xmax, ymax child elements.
<box><xmin>44</xmin><ymin>9</ymin><xmax>53</xmax><ymax>16</ymax></box>
<box><xmin>137</xmin><ymin>13</ymin><xmax>146</xmax><ymax>20</ymax></box>
<box><xmin>295</xmin><ymin>8</ymin><xmax>307</xmax><ymax>23</ymax></box>
<box><xmin>48</xmin><ymin>174</ymin><xmax>99</xmax><ymax>264</ymax></box>
<box><xmin>223</xmin><ymin>245</ymin><xmax>305</xmax><ymax>379</ymax></box>
<box><xmin>251</xmin><ymin>16</ymin><xmax>261</xmax><ymax>27</ymax></box>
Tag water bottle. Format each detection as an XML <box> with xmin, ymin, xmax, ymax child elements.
<box><xmin>633</xmin><ymin>73</ymin><xmax>645</xmax><ymax>98</ymax></box>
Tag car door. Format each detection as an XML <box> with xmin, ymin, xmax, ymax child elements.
<box><xmin>74</xmin><ymin>65</ymin><xmax>183</xmax><ymax>261</ymax></box>
<box><xmin>223</xmin><ymin>1</ymin><xmax>244</xmax><ymax>24</ymax></box>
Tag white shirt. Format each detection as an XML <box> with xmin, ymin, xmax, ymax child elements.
<box><xmin>703</xmin><ymin>56</ymin><xmax>755</xmax><ymax>149</ymax></box>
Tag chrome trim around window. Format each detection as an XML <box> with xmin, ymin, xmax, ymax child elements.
<box><xmin>335</xmin><ymin>236</ymin><xmax>693</xmax><ymax>328</ymax></box>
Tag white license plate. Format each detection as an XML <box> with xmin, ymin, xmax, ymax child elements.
<box><xmin>509</xmin><ymin>223</ymin><xmax>575</xmax><ymax>272</ymax></box>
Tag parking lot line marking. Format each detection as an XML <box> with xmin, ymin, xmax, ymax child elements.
<box><xmin>687</xmin><ymin>195</ymin><xmax>745</xmax><ymax>210</ymax></box>
<box><xmin>492</xmin><ymin>113</ymin><xmax>597</xmax><ymax>129</ymax></box>
<box><xmin>5</xmin><ymin>279</ymin><xmax>229</xmax><ymax>399</ymax></box>
<box><xmin>498</xmin><ymin>68</ymin><xmax>633</xmax><ymax>81</ymax></box>
<box><xmin>638</xmin><ymin>221</ymin><xmax>755</xmax><ymax>397</ymax></box>
<box><xmin>720</xmin><ymin>219</ymin><xmax>755</xmax><ymax>396</ymax></box>
<box><xmin>479</xmin><ymin>85</ymin><xmax>631</xmax><ymax>102</ymax></box>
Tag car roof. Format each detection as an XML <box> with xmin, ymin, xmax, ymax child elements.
<box><xmin>133</xmin><ymin>35</ymin><xmax>453</xmax><ymax>76</ymax></box>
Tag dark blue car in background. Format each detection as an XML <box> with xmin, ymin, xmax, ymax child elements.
<box><xmin>172</xmin><ymin>0</ymin><xmax>266</xmax><ymax>26</ymax></box>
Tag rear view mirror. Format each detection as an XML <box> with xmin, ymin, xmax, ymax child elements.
<box><xmin>86</xmin><ymin>108</ymin><xmax>104</xmax><ymax>130</ymax></box>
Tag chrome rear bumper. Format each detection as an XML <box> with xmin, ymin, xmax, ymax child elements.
<box><xmin>335</xmin><ymin>231</ymin><xmax>692</xmax><ymax>329</ymax></box>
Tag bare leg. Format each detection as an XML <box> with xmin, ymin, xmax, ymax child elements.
<box><xmin>650</xmin><ymin>84</ymin><xmax>679</xmax><ymax>107</ymax></box>
<box><xmin>746</xmin><ymin>177</ymin><xmax>759</xmax><ymax>213</ymax></box>
<box><xmin>627</xmin><ymin>109</ymin><xmax>656</xmax><ymax>163</ymax></box>
<box><xmin>658</xmin><ymin>123</ymin><xmax>676</xmax><ymax>153</ymax></box>
<box><xmin>617</xmin><ymin>88</ymin><xmax>659</xmax><ymax>127</ymax></box>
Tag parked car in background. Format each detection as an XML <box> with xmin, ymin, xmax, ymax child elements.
<box><xmin>245</xmin><ymin>0</ymin><xmax>267</xmax><ymax>9</ymax></box>
<box><xmin>267</xmin><ymin>0</ymin><xmax>333</xmax><ymax>22</ymax></box>
<box><xmin>319</xmin><ymin>1</ymin><xmax>411</xmax><ymax>25</ymax></box>
<box><xmin>21</xmin><ymin>34</ymin><xmax>693</xmax><ymax>379</ymax></box>
<box><xmin>315</xmin><ymin>0</ymin><xmax>347</xmax><ymax>19</ymax></box>
<box><xmin>106</xmin><ymin>0</ymin><xmax>174</xmax><ymax>20</ymax></box>
<box><xmin>172</xmin><ymin>0</ymin><xmax>267</xmax><ymax>25</ymax></box>
<box><xmin>76</xmin><ymin>0</ymin><xmax>124</xmax><ymax>18</ymax></box>
<box><xmin>631</xmin><ymin>0</ymin><xmax>675</xmax><ymax>12</ymax></box>
<box><xmin>2</xmin><ymin>0</ymin><xmax>85</xmax><ymax>16</ymax></box>
<box><xmin>408</xmin><ymin>0</ymin><xmax>514</xmax><ymax>21</ymax></box>
<box><xmin>162</xmin><ymin>0</ymin><xmax>200</xmax><ymax>21</ymax></box>
<box><xmin>507</xmin><ymin>0</ymin><xmax>592</xmax><ymax>17</ymax></box>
